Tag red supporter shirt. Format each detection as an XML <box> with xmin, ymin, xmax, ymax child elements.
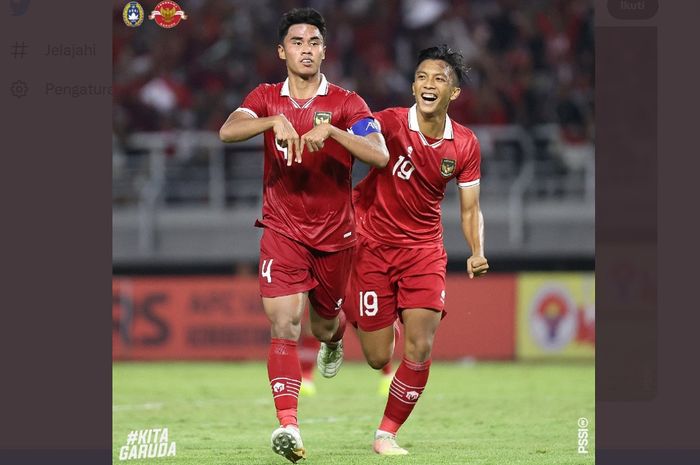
<box><xmin>354</xmin><ymin>105</ymin><xmax>481</xmax><ymax>247</ymax></box>
<box><xmin>236</xmin><ymin>75</ymin><xmax>373</xmax><ymax>252</ymax></box>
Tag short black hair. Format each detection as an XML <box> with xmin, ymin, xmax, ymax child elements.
<box><xmin>416</xmin><ymin>45</ymin><xmax>468</xmax><ymax>84</ymax></box>
<box><xmin>278</xmin><ymin>8</ymin><xmax>327</xmax><ymax>43</ymax></box>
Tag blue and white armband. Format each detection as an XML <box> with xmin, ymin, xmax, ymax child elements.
<box><xmin>348</xmin><ymin>117</ymin><xmax>381</xmax><ymax>136</ymax></box>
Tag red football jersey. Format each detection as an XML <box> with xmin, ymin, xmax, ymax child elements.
<box><xmin>236</xmin><ymin>75</ymin><xmax>373</xmax><ymax>252</ymax></box>
<box><xmin>354</xmin><ymin>105</ymin><xmax>481</xmax><ymax>247</ymax></box>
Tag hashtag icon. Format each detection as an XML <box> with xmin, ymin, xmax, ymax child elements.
<box><xmin>126</xmin><ymin>430</ymin><xmax>138</xmax><ymax>445</ymax></box>
<box><xmin>11</xmin><ymin>41</ymin><xmax>27</xmax><ymax>59</ymax></box>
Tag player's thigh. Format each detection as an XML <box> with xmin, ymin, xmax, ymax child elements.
<box><xmin>263</xmin><ymin>293</ymin><xmax>308</xmax><ymax>340</ymax></box>
<box><xmin>347</xmin><ymin>242</ymin><xmax>397</xmax><ymax>332</ymax></box>
<box><xmin>259</xmin><ymin>228</ymin><xmax>318</xmax><ymax>297</ymax></box>
<box><xmin>307</xmin><ymin>246</ymin><xmax>354</xmax><ymax>321</ymax></box>
<box><xmin>397</xmin><ymin>247</ymin><xmax>447</xmax><ymax>316</ymax></box>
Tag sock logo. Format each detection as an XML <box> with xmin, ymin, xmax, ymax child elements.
<box><xmin>405</xmin><ymin>391</ymin><xmax>420</xmax><ymax>401</ymax></box>
<box><xmin>272</xmin><ymin>382</ymin><xmax>286</xmax><ymax>393</ymax></box>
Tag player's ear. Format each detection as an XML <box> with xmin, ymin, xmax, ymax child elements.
<box><xmin>450</xmin><ymin>86</ymin><xmax>461</xmax><ymax>101</ymax></box>
<box><xmin>277</xmin><ymin>43</ymin><xmax>286</xmax><ymax>61</ymax></box>
<box><xmin>321</xmin><ymin>45</ymin><xmax>326</xmax><ymax>61</ymax></box>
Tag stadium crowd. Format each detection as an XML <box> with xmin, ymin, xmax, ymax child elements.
<box><xmin>113</xmin><ymin>0</ymin><xmax>593</xmax><ymax>144</ymax></box>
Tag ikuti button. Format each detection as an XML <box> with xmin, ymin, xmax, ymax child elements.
<box><xmin>608</xmin><ymin>0</ymin><xmax>658</xmax><ymax>20</ymax></box>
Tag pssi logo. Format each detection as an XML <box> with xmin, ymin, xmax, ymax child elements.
<box><xmin>122</xmin><ymin>2</ymin><xmax>144</xmax><ymax>28</ymax></box>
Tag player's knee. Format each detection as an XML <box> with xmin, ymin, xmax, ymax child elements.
<box><xmin>269</xmin><ymin>317</ymin><xmax>301</xmax><ymax>340</ymax></box>
<box><xmin>404</xmin><ymin>337</ymin><xmax>433</xmax><ymax>362</ymax></box>
<box><xmin>366</xmin><ymin>354</ymin><xmax>391</xmax><ymax>370</ymax></box>
<box><xmin>310</xmin><ymin>320</ymin><xmax>335</xmax><ymax>342</ymax></box>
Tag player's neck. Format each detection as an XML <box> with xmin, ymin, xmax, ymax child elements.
<box><xmin>286</xmin><ymin>72</ymin><xmax>322</xmax><ymax>99</ymax></box>
<box><xmin>416</xmin><ymin>110</ymin><xmax>447</xmax><ymax>140</ymax></box>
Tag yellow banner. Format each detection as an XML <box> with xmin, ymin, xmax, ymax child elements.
<box><xmin>517</xmin><ymin>273</ymin><xmax>595</xmax><ymax>359</ymax></box>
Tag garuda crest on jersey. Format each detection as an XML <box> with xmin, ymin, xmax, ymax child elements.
<box><xmin>313</xmin><ymin>111</ymin><xmax>332</xmax><ymax>126</ymax></box>
<box><xmin>440</xmin><ymin>158</ymin><xmax>456</xmax><ymax>177</ymax></box>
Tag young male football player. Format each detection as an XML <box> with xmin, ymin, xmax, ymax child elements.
<box><xmin>219</xmin><ymin>8</ymin><xmax>388</xmax><ymax>463</ymax></box>
<box><xmin>346</xmin><ymin>45</ymin><xmax>489</xmax><ymax>455</ymax></box>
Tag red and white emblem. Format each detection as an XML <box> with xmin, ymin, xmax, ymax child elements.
<box><xmin>149</xmin><ymin>1</ymin><xmax>187</xmax><ymax>29</ymax></box>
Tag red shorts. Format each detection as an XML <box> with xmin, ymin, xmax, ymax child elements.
<box><xmin>344</xmin><ymin>233</ymin><xmax>447</xmax><ymax>331</ymax></box>
<box><xmin>258</xmin><ymin>227</ymin><xmax>354</xmax><ymax>320</ymax></box>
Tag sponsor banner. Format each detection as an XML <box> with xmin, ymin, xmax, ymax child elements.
<box><xmin>113</xmin><ymin>276</ymin><xmax>270</xmax><ymax>360</ymax></box>
<box><xmin>517</xmin><ymin>273</ymin><xmax>595</xmax><ymax>359</ymax></box>
<box><xmin>113</xmin><ymin>275</ymin><xmax>517</xmax><ymax>361</ymax></box>
<box><xmin>432</xmin><ymin>274</ymin><xmax>516</xmax><ymax>360</ymax></box>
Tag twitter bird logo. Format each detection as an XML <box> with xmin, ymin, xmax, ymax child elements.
<box><xmin>10</xmin><ymin>0</ymin><xmax>31</xmax><ymax>16</ymax></box>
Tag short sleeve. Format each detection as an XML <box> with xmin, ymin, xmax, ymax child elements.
<box><xmin>341</xmin><ymin>93</ymin><xmax>373</xmax><ymax>130</ymax></box>
<box><xmin>235</xmin><ymin>85</ymin><xmax>268</xmax><ymax>119</ymax></box>
<box><xmin>372</xmin><ymin>109</ymin><xmax>398</xmax><ymax>137</ymax></box>
<box><xmin>457</xmin><ymin>136</ymin><xmax>481</xmax><ymax>188</ymax></box>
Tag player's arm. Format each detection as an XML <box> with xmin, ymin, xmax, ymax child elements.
<box><xmin>459</xmin><ymin>185</ymin><xmax>489</xmax><ymax>278</ymax></box>
<box><xmin>299</xmin><ymin>121</ymin><xmax>388</xmax><ymax>168</ymax></box>
<box><xmin>219</xmin><ymin>111</ymin><xmax>303</xmax><ymax>166</ymax></box>
<box><xmin>328</xmin><ymin>125</ymin><xmax>389</xmax><ymax>168</ymax></box>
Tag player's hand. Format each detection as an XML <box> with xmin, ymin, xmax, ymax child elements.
<box><xmin>272</xmin><ymin>114</ymin><xmax>301</xmax><ymax>166</ymax></box>
<box><xmin>300</xmin><ymin>123</ymin><xmax>333</xmax><ymax>155</ymax></box>
<box><xmin>467</xmin><ymin>255</ymin><xmax>489</xmax><ymax>279</ymax></box>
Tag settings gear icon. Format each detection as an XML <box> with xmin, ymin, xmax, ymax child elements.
<box><xmin>10</xmin><ymin>80</ymin><xmax>29</xmax><ymax>98</ymax></box>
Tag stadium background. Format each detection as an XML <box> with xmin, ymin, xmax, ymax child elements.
<box><xmin>112</xmin><ymin>1</ymin><xmax>594</xmax><ymax>462</ymax></box>
<box><xmin>113</xmin><ymin>0</ymin><xmax>594</xmax><ymax>362</ymax></box>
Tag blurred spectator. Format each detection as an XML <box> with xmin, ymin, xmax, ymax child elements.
<box><xmin>113</xmin><ymin>0</ymin><xmax>593</xmax><ymax>140</ymax></box>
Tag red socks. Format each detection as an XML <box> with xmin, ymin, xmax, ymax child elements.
<box><xmin>268</xmin><ymin>338</ymin><xmax>301</xmax><ymax>427</ymax></box>
<box><xmin>381</xmin><ymin>361</ymin><xmax>393</xmax><ymax>376</ymax></box>
<box><xmin>379</xmin><ymin>357</ymin><xmax>431</xmax><ymax>434</ymax></box>
<box><xmin>299</xmin><ymin>334</ymin><xmax>320</xmax><ymax>380</ymax></box>
<box><xmin>330</xmin><ymin>310</ymin><xmax>346</xmax><ymax>343</ymax></box>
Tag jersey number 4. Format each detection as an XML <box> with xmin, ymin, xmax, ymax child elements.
<box><xmin>261</xmin><ymin>259</ymin><xmax>273</xmax><ymax>283</ymax></box>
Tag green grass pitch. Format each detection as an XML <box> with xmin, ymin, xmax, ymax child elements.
<box><xmin>113</xmin><ymin>361</ymin><xmax>594</xmax><ymax>464</ymax></box>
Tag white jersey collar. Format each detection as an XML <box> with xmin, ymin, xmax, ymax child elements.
<box><xmin>408</xmin><ymin>104</ymin><xmax>454</xmax><ymax>141</ymax></box>
<box><xmin>280</xmin><ymin>74</ymin><xmax>329</xmax><ymax>97</ymax></box>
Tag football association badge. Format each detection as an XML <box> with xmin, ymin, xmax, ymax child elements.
<box><xmin>122</xmin><ymin>1</ymin><xmax>144</xmax><ymax>28</ymax></box>
<box><xmin>313</xmin><ymin>111</ymin><xmax>332</xmax><ymax>126</ymax></box>
<box><xmin>149</xmin><ymin>1</ymin><xmax>188</xmax><ymax>29</ymax></box>
<box><xmin>440</xmin><ymin>158</ymin><xmax>456</xmax><ymax>177</ymax></box>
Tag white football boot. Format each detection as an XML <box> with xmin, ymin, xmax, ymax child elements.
<box><xmin>373</xmin><ymin>430</ymin><xmax>409</xmax><ymax>456</ymax></box>
<box><xmin>270</xmin><ymin>425</ymin><xmax>306</xmax><ymax>463</ymax></box>
<box><xmin>316</xmin><ymin>340</ymin><xmax>343</xmax><ymax>378</ymax></box>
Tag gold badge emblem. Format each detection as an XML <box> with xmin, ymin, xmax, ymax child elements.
<box><xmin>440</xmin><ymin>158</ymin><xmax>456</xmax><ymax>177</ymax></box>
<box><xmin>313</xmin><ymin>111</ymin><xmax>332</xmax><ymax>126</ymax></box>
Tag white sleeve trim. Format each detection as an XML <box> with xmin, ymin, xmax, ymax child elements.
<box><xmin>458</xmin><ymin>179</ymin><xmax>480</xmax><ymax>188</ymax></box>
<box><xmin>234</xmin><ymin>107</ymin><xmax>258</xmax><ymax>118</ymax></box>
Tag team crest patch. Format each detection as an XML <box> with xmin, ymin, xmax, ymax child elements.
<box><xmin>122</xmin><ymin>2</ymin><xmax>144</xmax><ymax>28</ymax></box>
<box><xmin>313</xmin><ymin>111</ymin><xmax>332</xmax><ymax>126</ymax></box>
<box><xmin>440</xmin><ymin>158</ymin><xmax>456</xmax><ymax>177</ymax></box>
<box><xmin>149</xmin><ymin>1</ymin><xmax>188</xmax><ymax>29</ymax></box>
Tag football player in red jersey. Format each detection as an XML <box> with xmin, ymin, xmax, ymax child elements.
<box><xmin>345</xmin><ymin>45</ymin><xmax>489</xmax><ymax>455</ymax></box>
<box><xmin>219</xmin><ymin>8</ymin><xmax>388</xmax><ymax>463</ymax></box>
